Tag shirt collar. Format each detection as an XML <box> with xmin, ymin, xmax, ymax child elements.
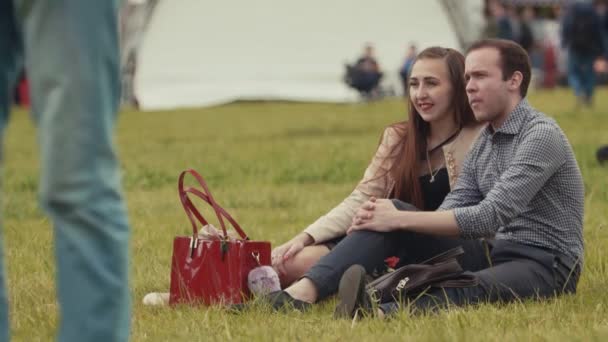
<box><xmin>485</xmin><ymin>98</ymin><xmax>531</xmax><ymax>136</ymax></box>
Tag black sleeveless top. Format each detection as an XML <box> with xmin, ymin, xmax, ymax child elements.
<box><xmin>419</xmin><ymin>167</ymin><xmax>450</xmax><ymax>211</ymax></box>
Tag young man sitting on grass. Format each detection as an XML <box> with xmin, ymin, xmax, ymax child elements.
<box><xmin>333</xmin><ymin>39</ymin><xmax>584</xmax><ymax>318</ymax></box>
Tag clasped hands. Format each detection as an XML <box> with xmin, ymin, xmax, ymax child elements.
<box><xmin>271</xmin><ymin>197</ymin><xmax>402</xmax><ymax>273</ymax></box>
<box><xmin>347</xmin><ymin>197</ymin><xmax>401</xmax><ymax>234</ymax></box>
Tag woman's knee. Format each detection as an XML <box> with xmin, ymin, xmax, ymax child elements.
<box><xmin>277</xmin><ymin>245</ymin><xmax>330</xmax><ymax>287</ymax></box>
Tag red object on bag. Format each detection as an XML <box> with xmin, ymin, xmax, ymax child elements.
<box><xmin>169</xmin><ymin>169</ymin><xmax>271</xmax><ymax>305</ymax></box>
<box><xmin>384</xmin><ymin>256</ymin><xmax>400</xmax><ymax>269</ymax></box>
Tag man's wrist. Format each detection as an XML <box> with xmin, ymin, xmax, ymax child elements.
<box><xmin>396</xmin><ymin>211</ymin><xmax>412</xmax><ymax>231</ymax></box>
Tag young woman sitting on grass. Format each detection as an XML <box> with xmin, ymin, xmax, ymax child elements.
<box><xmin>270</xmin><ymin>46</ymin><xmax>485</xmax><ymax>302</ymax></box>
<box><xmin>143</xmin><ymin>46</ymin><xmax>482</xmax><ymax>308</ymax></box>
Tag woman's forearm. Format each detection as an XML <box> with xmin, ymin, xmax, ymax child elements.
<box><xmin>293</xmin><ymin>232</ymin><xmax>315</xmax><ymax>246</ymax></box>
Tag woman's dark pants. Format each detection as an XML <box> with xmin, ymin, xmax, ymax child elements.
<box><xmin>303</xmin><ymin>200</ymin><xmax>580</xmax><ymax>314</ymax></box>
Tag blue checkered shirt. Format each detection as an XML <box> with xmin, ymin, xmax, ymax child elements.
<box><xmin>439</xmin><ymin>99</ymin><xmax>585</xmax><ymax>263</ymax></box>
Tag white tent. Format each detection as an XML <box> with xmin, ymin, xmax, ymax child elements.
<box><xmin>135</xmin><ymin>0</ymin><xmax>483</xmax><ymax>110</ymax></box>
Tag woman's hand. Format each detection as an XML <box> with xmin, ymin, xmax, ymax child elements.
<box><xmin>271</xmin><ymin>233</ymin><xmax>312</xmax><ymax>275</ymax></box>
<box><xmin>347</xmin><ymin>197</ymin><xmax>401</xmax><ymax>234</ymax></box>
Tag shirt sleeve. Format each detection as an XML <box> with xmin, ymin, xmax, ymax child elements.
<box><xmin>453</xmin><ymin>123</ymin><xmax>566</xmax><ymax>239</ymax></box>
<box><xmin>303</xmin><ymin>127</ymin><xmax>397</xmax><ymax>243</ymax></box>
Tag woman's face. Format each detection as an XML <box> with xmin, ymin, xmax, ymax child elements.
<box><xmin>409</xmin><ymin>58</ymin><xmax>454</xmax><ymax>124</ymax></box>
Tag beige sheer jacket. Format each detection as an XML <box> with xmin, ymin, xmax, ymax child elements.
<box><xmin>303</xmin><ymin>123</ymin><xmax>486</xmax><ymax>244</ymax></box>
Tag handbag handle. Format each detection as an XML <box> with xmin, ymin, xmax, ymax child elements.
<box><xmin>178</xmin><ymin>169</ymin><xmax>248</xmax><ymax>240</ymax></box>
<box><xmin>420</xmin><ymin>246</ymin><xmax>464</xmax><ymax>265</ymax></box>
<box><xmin>182</xmin><ymin>187</ymin><xmax>247</xmax><ymax>239</ymax></box>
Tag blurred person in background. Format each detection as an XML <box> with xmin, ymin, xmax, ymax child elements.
<box><xmin>344</xmin><ymin>43</ymin><xmax>384</xmax><ymax>99</ymax></box>
<box><xmin>518</xmin><ymin>7</ymin><xmax>535</xmax><ymax>54</ymax></box>
<box><xmin>399</xmin><ymin>44</ymin><xmax>418</xmax><ymax>95</ymax></box>
<box><xmin>0</xmin><ymin>1</ymin><xmax>130</xmax><ymax>341</ymax></box>
<box><xmin>561</xmin><ymin>1</ymin><xmax>605</xmax><ymax>107</ymax></box>
<box><xmin>119</xmin><ymin>0</ymin><xmax>159</xmax><ymax>109</ymax></box>
<box><xmin>594</xmin><ymin>1</ymin><xmax>608</xmax><ymax>84</ymax></box>
<box><xmin>521</xmin><ymin>7</ymin><xmax>545</xmax><ymax>88</ymax></box>
<box><xmin>483</xmin><ymin>0</ymin><xmax>514</xmax><ymax>41</ymax></box>
<box><xmin>596</xmin><ymin>0</ymin><xmax>608</xmax><ymax>59</ymax></box>
<box><xmin>542</xmin><ymin>37</ymin><xmax>559</xmax><ymax>88</ymax></box>
<box><xmin>356</xmin><ymin>43</ymin><xmax>381</xmax><ymax>75</ymax></box>
<box><xmin>507</xmin><ymin>6</ymin><xmax>523</xmax><ymax>45</ymax></box>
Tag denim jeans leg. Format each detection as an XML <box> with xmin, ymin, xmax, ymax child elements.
<box><xmin>0</xmin><ymin>228</ymin><xmax>6</xmax><ymax>342</ymax></box>
<box><xmin>305</xmin><ymin>230</ymin><xmax>402</xmax><ymax>300</ymax></box>
<box><xmin>567</xmin><ymin>52</ymin><xmax>584</xmax><ymax>98</ymax></box>
<box><xmin>568</xmin><ymin>51</ymin><xmax>596</xmax><ymax>101</ymax></box>
<box><xmin>581</xmin><ymin>58</ymin><xmax>595</xmax><ymax>100</ymax></box>
<box><xmin>304</xmin><ymin>200</ymin><xmax>426</xmax><ymax>300</ymax></box>
<box><xmin>0</xmin><ymin>1</ymin><xmax>24</xmax><ymax>340</ymax></box>
<box><xmin>19</xmin><ymin>0</ymin><xmax>131</xmax><ymax>341</ymax></box>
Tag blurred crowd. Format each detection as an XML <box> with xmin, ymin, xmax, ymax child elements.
<box><xmin>345</xmin><ymin>0</ymin><xmax>608</xmax><ymax>107</ymax></box>
<box><xmin>12</xmin><ymin>0</ymin><xmax>608</xmax><ymax>108</ymax></box>
<box><xmin>483</xmin><ymin>0</ymin><xmax>564</xmax><ymax>89</ymax></box>
<box><xmin>483</xmin><ymin>0</ymin><xmax>607</xmax><ymax>106</ymax></box>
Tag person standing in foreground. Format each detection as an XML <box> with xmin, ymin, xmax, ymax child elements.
<box><xmin>338</xmin><ymin>39</ymin><xmax>584</xmax><ymax>318</ymax></box>
<box><xmin>0</xmin><ymin>1</ymin><xmax>130</xmax><ymax>341</ymax></box>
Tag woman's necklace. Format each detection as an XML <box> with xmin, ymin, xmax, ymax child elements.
<box><xmin>425</xmin><ymin>149</ymin><xmax>442</xmax><ymax>183</ymax></box>
<box><xmin>425</xmin><ymin>128</ymin><xmax>461</xmax><ymax>183</ymax></box>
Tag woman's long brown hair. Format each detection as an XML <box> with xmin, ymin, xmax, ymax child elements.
<box><xmin>380</xmin><ymin>47</ymin><xmax>475</xmax><ymax>209</ymax></box>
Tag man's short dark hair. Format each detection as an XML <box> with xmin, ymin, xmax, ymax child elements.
<box><xmin>466</xmin><ymin>39</ymin><xmax>532</xmax><ymax>98</ymax></box>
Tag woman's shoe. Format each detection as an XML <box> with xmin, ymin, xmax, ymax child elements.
<box><xmin>227</xmin><ymin>290</ymin><xmax>312</xmax><ymax>313</ymax></box>
<box><xmin>266</xmin><ymin>290</ymin><xmax>312</xmax><ymax>312</ymax></box>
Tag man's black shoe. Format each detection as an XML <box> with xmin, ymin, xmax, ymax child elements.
<box><xmin>334</xmin><ymin>264</ymin><xmax>375</xmax><ymax>319</ymax></box>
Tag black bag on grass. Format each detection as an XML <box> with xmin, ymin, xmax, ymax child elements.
<box><xmin>367</xmin><ymin>246</ymin><xmax>478</xmax><ymax>303</ymax></box>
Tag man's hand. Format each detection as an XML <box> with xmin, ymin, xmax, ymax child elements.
<box><xmin>347</xmin><ymin>197</ymin><xmax>402</xmax><ymax>234</ymax></box>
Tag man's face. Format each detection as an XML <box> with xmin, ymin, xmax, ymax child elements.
<box><xmin>465</xmin><ymin>47</ymin><xmax>511</xmax><ymax>123</ymax></box>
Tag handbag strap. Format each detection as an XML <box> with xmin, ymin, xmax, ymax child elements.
<box><xmin>178</xmin><ymin>169</ymin><xmax>248</xmax><ymax>240</ymax></box>
<box><xmin>420</xmin><ymin>246</ymin><xmax>465</xmax><ymax>265</ymax></box>
<box><xmin>183</xmin><ymin>187</ymin><xmax>247</xmax><ymax>239</ymax></box>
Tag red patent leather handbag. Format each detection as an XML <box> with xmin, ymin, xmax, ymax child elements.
<box><xmin>169</xmin><ymin>169</ymin><xmax>271</xmax><ymax>305</ymax></box>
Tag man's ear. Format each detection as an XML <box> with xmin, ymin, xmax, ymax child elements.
<box><xmin>508</xmin><ymin>71</ymin><xmax>524</xmax><ymax>92</ymax></box>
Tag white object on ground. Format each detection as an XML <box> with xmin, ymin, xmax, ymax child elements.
<box><xmin>142</xmin><ymin>292</ymin><xmax>169</xmax><ymax>306</ymax></box>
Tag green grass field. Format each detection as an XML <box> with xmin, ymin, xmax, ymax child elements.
<box><xmin>2</xmin><ymin>88</ymin><xmax>608</xmax><ymax>341</ymax></box>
